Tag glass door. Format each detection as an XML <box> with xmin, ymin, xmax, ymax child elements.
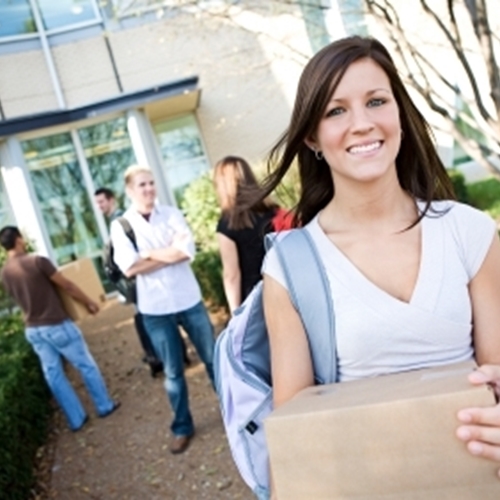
<box><xmin>153</xmin><ymin>114</ymin><xmax>209</xmax><ymax>204</ymax></box>
<box><xmin>78</xmin><ymin>116</ymin><xmax>136</xmax><ymax>220</ymax></box>
<box><xmin>21</xmin><ymin>132</ymin><xmax>102</xmax><ymax>265</ymax></box>
<box><xmin>78</xmin><ymin>116</ymin><xmax>137</xmax><ymax>291</ymax></box>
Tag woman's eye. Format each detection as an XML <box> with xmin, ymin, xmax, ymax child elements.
<box><xmin>326</xmin><ymin>107</ymin><xmax>344</xmax><ymax>118</ymax></box>
<box><xmin>368</xmin><ymin>98</ymin><xmax>386</xmax><ymax>107</ymax></box>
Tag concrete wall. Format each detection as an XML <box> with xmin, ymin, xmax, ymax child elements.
<box><xmin>52</xmin><ymin>36</ymin><xmax>119</xmax><ymax>108</ymax></box>
<box><xmin>0</xmin><ymin>49</ymin><xmax>58</xmax><ymax>116</ymax></box>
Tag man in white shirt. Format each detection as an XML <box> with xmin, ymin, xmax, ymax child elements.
<box><xmin>110</xmin><ymin>165</ymin><xmax>215</xmax><ymax>454</ymax></box>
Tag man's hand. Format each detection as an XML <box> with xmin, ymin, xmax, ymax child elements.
<box><xmin>456</xmin><ymin>365</ymin><xmax>500</xmax><ymax>477</ymax></box>
<box><xmin>86</xmin><ymin>301</ymin><xmax>100</xmax><ymax>314</ymax></box>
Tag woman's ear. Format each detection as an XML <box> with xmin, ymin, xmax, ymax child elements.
<box><xmin>304</xmin><ymin>137</ymin><xmax>319</xmax><ymax>154</ymax></box>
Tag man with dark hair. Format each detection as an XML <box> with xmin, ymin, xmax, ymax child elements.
<box><xmin>94</xmin><ymin>187</ymin><xmax>124</xmax><ymax>223</ymax></box>
<box><xmin>0</xmin><ymin>226</ymin><xmax>119</xmax><ymax>431</ymax></box>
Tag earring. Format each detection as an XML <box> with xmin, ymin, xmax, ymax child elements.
<box><xmin>314</xmin><ymin>149</ymin><xmax>324</xmax><ymax>161</ymax></box>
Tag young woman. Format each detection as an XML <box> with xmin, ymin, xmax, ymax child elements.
<box><xmin>250</xmin><ymin>35</ymin><xmax>500</xmax><ymax>488</ymax></box>
<box><xmin>214</xmin><ymin>156</ymin><xmax>288</xmax><ymax>312</ymax></box>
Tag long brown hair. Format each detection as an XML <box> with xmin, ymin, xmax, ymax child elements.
<box><xmin>213</xmin><ymin>156</ymin><xmax>275</xmax><ymax>230</ymax></box>
<box><xmin>244</xmin><ymin>36</ymin><xmax>455</xmax><ymax>227</ymax></box>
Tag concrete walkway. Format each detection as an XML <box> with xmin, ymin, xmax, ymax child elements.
<box><xmin>43</xmin><ymin>300</ymin><xmax>252</xmax><ymax>500</ymax></box>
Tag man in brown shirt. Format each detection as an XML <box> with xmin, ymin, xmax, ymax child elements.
<box><xmin>0</xmin><ymin>226</ymin><xmax>119</xmax><ymax>431</ymax></box>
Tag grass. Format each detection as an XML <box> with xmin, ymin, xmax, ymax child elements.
<box><xmin>466</xmin><ymin>177</ymin><xmax>500</xmax><ymax>220</ymax></box>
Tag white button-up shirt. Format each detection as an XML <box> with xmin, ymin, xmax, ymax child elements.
<box><xmin>110</xmin><ymin>204</ymin><xmax>202</xmax><ymax>315</ymax></box>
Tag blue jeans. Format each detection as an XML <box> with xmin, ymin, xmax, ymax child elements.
<box><xmin>25</xmin><ymin>319</ymin><xmax>115</xmax><ymax>431</ymax></box>
<box><xmin>142</xmin><ymin>301</ymin><xmax>215</xmax><ymax>437</ymax></box>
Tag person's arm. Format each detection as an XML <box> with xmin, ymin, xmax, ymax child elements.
<box><xmin>110</xmin><ymin>217</ymin><xmax>168</xmax><ymax>278</ymax></box>
<box><xmin>139</xmin><ymin>209</ymin><xmax>196</xmax><ymax>265</ymax></box>
<box><xmin>456</xmin><ymin>234</ymin><xmax>500</xmax><ymax>475</ymax></box>
<box><xmin>217</xmin><ymin>233</ymin><xmax>241</xmax><ymax>312</ymax></box>
<box><xmin>469</xmin><ymin>234</ymin><xmax>500</xmax><ymax>366</ymax></box>
<box><xmin>139</xmin><ymin>233</ymin><xmax>191</xmax><ymax>265</ymax></box>
<box><xmin>263</xmin><ymin>273</ymin><xmax>315</xmax><ymax>499</ymax></box>
<box><xmin>122</xmin><ymin>258</ymin><xmax>166</xmax><ymax>278</ymax></box>
<box><xmin>263</xmin><ymin>273</ymin><xmax>314</xmax><ymax>406</ymax></box>
<box><xmin>50</xmin><ymin>272</ymin><xmax>99</xmax><ymax>314</ymax></box>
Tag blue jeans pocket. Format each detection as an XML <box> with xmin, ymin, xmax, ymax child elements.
<box><xmin>44</xmin><ymin>322</ymin><xmax>73</xmax><ymax>349</ymax></box>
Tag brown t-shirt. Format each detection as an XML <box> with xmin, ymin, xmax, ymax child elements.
<box><xmin>1</xmin><ymin>254</ymin><xmax>68</xmax><ymax>326</ymax></box>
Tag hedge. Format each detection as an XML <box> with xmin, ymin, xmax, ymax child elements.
<box><xmin>0</xmin><ymin>314</ymin><xmax>51</xmax><ymax>500</ymax></box>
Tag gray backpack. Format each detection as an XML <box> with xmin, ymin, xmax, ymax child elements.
<box><xmin>214</xmin><ymin>228</ymin><xmax>338</xmax><ymax>499</ymax></box>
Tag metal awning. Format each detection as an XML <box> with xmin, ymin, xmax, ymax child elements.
<box><xmin>0</xmin><ymin>76</ymin><xmax>200</xmax><ymax>137</ymax></box>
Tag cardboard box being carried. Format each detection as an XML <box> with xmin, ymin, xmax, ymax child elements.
<box><xmin>57</xmin><ymin>258</ymin><xmax>106</xmax><ymax>322</ymax></box>
<box><xmin>265</xmin><ymin>361</ymin><xmax>499</xmax><ymax>500</ymax></box>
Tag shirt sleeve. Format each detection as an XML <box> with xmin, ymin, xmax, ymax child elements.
<box><xmin>110</xmin><ymin>218</ymin><xmax>139</xmax><ymax>273</ymax></box>
<box><xmin>261</xmin><ymin>241</ymin><xmax>288</xmax><ymax>290</ymax></box>
<box><xmin>450</xmin><ymin>202</ymin><xmax>497</xmax><ymax>280</ymax></box>
<box><xmin>36</xmin><ymin>256</ymin><xmax>58</xmax><ymax>277</ymax></box>
<box><xmin>166</xmin><ymin>207</ymin><xmax>196</xmax><ymax>262</ymax></box>
<box><xmin>216</xmin><ymin>216</ymin><xmax>236</xmax><ymax>242</ymax></box>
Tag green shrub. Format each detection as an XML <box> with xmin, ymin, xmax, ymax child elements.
<box><xmin>0</xmin><ymin>314</ymin><xmax>51</xmax><ymax>500</ymax></box>
<box><xmin>191</xmin><ymin>249</ymin><xmax>227</xmax><ymax>310</ymax></box>
<box><xmin>447</xmin><ymin>169</ymin><xmax>469</xmax><ymax>203</ymax></box>
<box><xmin>180</xmin><ymin>175</ymin><xmax>227</xmax><ymax>310</ymax></box>
<box><xmin>466</xmin><ymin>177</ymin><xmax>500</xmax><ymax>220</ymax></box>
<box><xmin>180</xmin><ymin>174</ymin><xmax>219</xmax><ymax>253</ymax></box>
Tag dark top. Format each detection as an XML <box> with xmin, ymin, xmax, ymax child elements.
<box><xmin>216</xmin><ymin>208</ymin><xmax>277</xmax><ymax>301</ymax></box>
<box><xmin>1</xmin><ymin>255</ymin><xmax>68</xmax><ymax>326</ymax></box>
<box><xmin>108</xmin><ymin>208</ymin><xmax>125</xmax><ymax>225</ymax></box>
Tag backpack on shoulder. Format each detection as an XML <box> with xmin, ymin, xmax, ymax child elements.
<box><xmin>103</xmin><ymin>217</ymin><xmax>137</xmax><ymax>304</ymax></box>
<box><xmin>214</xmin><ymin>229</ymin><xmax>338</xmax><ymax>500</ymax></box>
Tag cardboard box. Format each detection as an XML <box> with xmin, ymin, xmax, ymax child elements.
<box><xmin>57</xmin><ymin>258</ymin><xmax>106</xmax><ymax>322</ymax></box>
<box><xmin>265</xmin><ymin>362</ymin><xmax>499</xmax><ymax>499</ymax></box>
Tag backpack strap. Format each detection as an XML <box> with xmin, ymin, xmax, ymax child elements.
<box><xmin>116</xmin><ymin>217</ymin><xmax>138</xmax><ymax>251</ymax></box>
<box><xmin>272</xmin><ymin>229</ymin><xmax>338</xmax><ymax>384</ymax></box>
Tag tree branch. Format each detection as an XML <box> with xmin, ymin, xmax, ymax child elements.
<box><xmin>419</xmin><ymin>0</ymin><xmax>493</xmax><ymax>123</ymax></box>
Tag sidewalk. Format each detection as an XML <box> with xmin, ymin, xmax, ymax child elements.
<box><xmin>36</xmin><ymin>300</ymin><xmax>252</xmax><ymax>500</ymax></box>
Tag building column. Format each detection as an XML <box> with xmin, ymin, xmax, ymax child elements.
<box><xmin>0</xmin><ymin>138</ymin><xmax>53</xmax><ymax>258</ymax></box>
<box><xmin>126</xmin><ymin>109</ymin><xmax>175</xmax><ymax>206</ymax></box>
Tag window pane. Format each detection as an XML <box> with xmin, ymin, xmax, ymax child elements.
<box><xmin>37</xmin><ymin>0</ymin><xmax>96</xmax><ymax>30</ymax></box>
<box><xmin>154</xmin><ymin>114</ymin><xmax>209</xmax><ymax>203</ymax></box>
<box><xmin>22</xmin><ymin>133</ymin><xmax>103</xmax><ymax>265</ymax></box>
<box><xmin>0</xmin><ymin>0</ymin><xmax>36</xmax><ymax>37</ymax></box>
<box><xmin>78</xmin><ymin>116</ymin><xmax>136</xmax><ymax>216</ymax></box>
<box><xmin>78</xmin><ymin>117</ymin><xmax>136</xmax><ymax>292</ymax></box>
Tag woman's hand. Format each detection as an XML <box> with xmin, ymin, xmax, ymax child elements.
<box><xmin>456</xmin><ymin>365</ymin><xmax>500</xmax><ymax>476</ymax></box>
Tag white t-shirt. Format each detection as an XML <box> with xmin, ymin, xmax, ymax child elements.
<box><xmin>262</xmin><ymin>201</ymin><xmax>497</xmax><ymax>382</ymax></box>
<box><xmin>110</xmin><ymin>204</ymin><xmax>202</xmax><ymax>315</ymax></box>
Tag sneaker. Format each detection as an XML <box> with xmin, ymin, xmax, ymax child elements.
<box><xmin>99</xmin><ymin>400</ymin><xmax>121</xmax><ymax>418</ymax></box>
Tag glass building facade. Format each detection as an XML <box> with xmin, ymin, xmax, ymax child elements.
<box><xmin>0</xmin><ymin>102</ymin><xmax>209</xmax><ymax>278</ymax></box>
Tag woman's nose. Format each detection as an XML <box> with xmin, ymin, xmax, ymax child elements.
<box><xmin>350</xmin><ymin>107</ymin><xmax>374</xmax><ymax>133</ymax></box>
